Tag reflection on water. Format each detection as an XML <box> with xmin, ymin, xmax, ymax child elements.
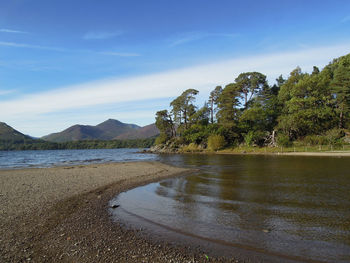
<box><xmin>112</xmin><ymin>154</ymin><xmax>350</xmax><ymax>262</ymax></box>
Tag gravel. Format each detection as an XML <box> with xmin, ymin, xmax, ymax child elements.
<box><xmin>0</xmin><ymin>161</ymin><xmax>240</xmax><ymax>262</ymax></box>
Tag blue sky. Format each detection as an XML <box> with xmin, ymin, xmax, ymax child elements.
<box><xmin>1</xmin><ymin>0</ymin><xmax>350</xmax><ymax>136</ymax></box>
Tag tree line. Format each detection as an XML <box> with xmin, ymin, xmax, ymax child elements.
<box><xmin>155</xmin><ymin>53</ymin><xmax>350</xmax><ymax>150</ymax></box>
<box><xmin>0</xmin><ymin>138</ymin><xmax>155</xmax><ymax>151</ymax></box>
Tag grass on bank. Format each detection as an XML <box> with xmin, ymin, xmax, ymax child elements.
<box><xmin>179</xmin><ymin>143</ymin><xmax>350</xmax><ymax>154</ymax></box>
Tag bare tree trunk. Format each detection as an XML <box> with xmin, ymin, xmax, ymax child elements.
<box><xmin>271</xmin><ymin>130</ymin><xmax>276</xmax><ymax>146</ymax></box>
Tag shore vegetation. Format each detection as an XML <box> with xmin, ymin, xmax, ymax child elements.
<box><xmin>155</xmin><ymin>53</ymin><xmax>350</xmax><ymax>153</ymax></box>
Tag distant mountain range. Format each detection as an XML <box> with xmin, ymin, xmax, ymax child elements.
<box><xmin>0</xmin><ymin>119</ymin><xmax>159</xmax><ymax>143</ymax></box>
<box><xmin>42</xmin><ymin>119</ymin><xmax>159</xmax><ymax>142</ymax></box>
<box><xmin>0</xmin><ymin>122</ymin><xmax>33</xmax><ymax>141</ymax></box>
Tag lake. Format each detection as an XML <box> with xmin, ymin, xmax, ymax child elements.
<box><xmin>1</xmin><ymin>149</ymin><xmax>349</xmax><ymax>262</ymax></box>
<box><xmin>111</xmin><ymin>154</ymin><xmax>350</xmax><ymax>263</ymax></box>
<box><xmin>0</xmin><ymin>148</ymin><xmax>157</xmax><ymax>169</ymax></box>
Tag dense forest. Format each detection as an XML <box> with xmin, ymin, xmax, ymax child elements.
<box><xmin>0</xmin><ymin>137</ymin><xmax>155</xmax><ymax>151</ymax></box>
<box><xmin>155</xmin><ymin>53</ymin><xmax>350</xmax><ymax>151</ymax></box>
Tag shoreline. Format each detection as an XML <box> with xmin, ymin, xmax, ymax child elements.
<box><xmin>0</xmin><ymin>161</ymin><xmax>238</xmax><ymax>262</ymax></box>
<box><xmin>217</xmin><ymin>150</ymin><xmax>350</xmax><ymax>157</ymax></box>
<box><xmin>148</xmin><ymin>148</ymin><xmax>350</xmax><ymax>157</ymax></box>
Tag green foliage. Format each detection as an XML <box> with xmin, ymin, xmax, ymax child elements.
<box><xmin>331</xmin><ymin>55</ymin><xmax>350</xmax><ymax>128</ymax></box>
<box><xmin>155</xmin><ymin>110</ymin><xmax>174</xmax><ymax>138</ymax></box>
<box><xmin>154</xmin><ymin>53</ymin><xmax>350</xmax><ymax>151</ymax></box>
<box><xmin>155</xmin><ymin>133</ymin><xmax>168</xmax><ymax>145</ymax></box>
<box><xmin>235</xmin><ymin>72</ymin><xmax>267</xmax><ymax>107</ymax></box>
<box><xmin>216</xmin><ymin>83</ymin><xmax>241</xmax><ymax>126</ymax></box>
<box><xmin>170</xmin><ymin>88</ymin><xmax>199</xmax><ymax>129</ymax></box>
<box><xmin>0</xmin><ymin>138</ymin><xmax>155</xmax><ymax>151</ymax></box>
<box><xmin>244</xmin><ymin>131</ymin><xmax>254</xmax><ymax>146</ymax></box>
<box><xmin>325</xmin><ymin>128</ymin><xmax>345</xmax><ymax>145</ymax></box>
<box><xmin>303</xmin><ymin>135</ymin><xmax>329</xmax><ymax>146</ymax></box>
<box><xmin>181</xmin><ymin>123</ymin><xmax>219</xmax><ymax>145</ymax></box>
<box><xmin>207</xmin><ymin>135</ymin><xmax>226</xmax><ymax>151</ymax></box>
<box><xmin>208</xmin><ymin>86</ymin><xmax>222</xmax><ymax>123</ymax></box>
<box><xmin>276</xmin><ymin>134</ymin><xmax>292</xmax><ymax>147</ymax></box>
<box><xmin>181</xmin><ymin>143</ymin><xmax>201</xmax><ymax>152</ymax></box>
<box><xmin>243</xmin><ymin>130</ymin><xmax>266</xmax><ymax>147</ymax></box>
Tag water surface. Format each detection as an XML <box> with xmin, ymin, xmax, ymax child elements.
<box><xmin>0</xmin><ymin>148</ymin><xmax>157</xmax><ymax>169</ymax></box>
<box><xmin>112</xmin><ymin>154</ymin><xmax>350</xmax><ymax>263</ymax></box>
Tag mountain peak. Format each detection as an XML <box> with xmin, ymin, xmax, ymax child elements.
<box><xmin>0</xmin><ymin>122</ymin><xmax>31</xmax><ymax>141</ymax></box>
<box><xmin>42</xmin><ymin>119</ymin><xmax>143</xmax><ymax>142</ymax></box>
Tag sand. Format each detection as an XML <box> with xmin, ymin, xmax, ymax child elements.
<box><xmin>0</xmin><ymin>161</ymin><xmax>238</xmax><ymax>262</ymax></box>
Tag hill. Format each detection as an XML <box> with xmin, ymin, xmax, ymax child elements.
<box><xmin>95</xmin><ymin>119</ymin><xmax>140</xmax><ymax>140</ymax></box>
<box><xmin>115</xmin><ymin>123</ymin><xmax>159</xmax><ymax>140</ymax></box>
<box><xmin>42</xmin><ymin>119</ymin><xmax>157</xmax><ymax>142</ymax></box>
<box><xmin>0</xmin><ymin>122</ymin><xmax>33</xmax><ymax>141</ymax></box>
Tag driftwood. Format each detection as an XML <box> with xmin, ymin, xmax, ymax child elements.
<box><xmin>265</xmin><ymin>130</ymin><xmax>277</xmax><ymax>147</ymax></box>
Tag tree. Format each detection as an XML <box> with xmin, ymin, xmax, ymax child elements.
<box><xmin>216</xmin><ymin>83</ymin><xmax>241</xmax><ymax>126</ymax></box>
<box><xmin>277</xmin><ymin>67</ymin><xmax>335</xmax><ymax>139</ymax></box>
<box><xmin>331</xmin><ymin>55</ymin><xmax>350</xmax><ymax>128</ymax></box>
<box><xmin>235</xmin><ymin>72</ymin><xmax>267</xmax><ymax>108</ymax></box>
<box><xmin>190</xmin><ymin>102</ymin><xmax>210</xmax><ymax>125</ymax></box>
<box><xmin>276</xmin><ymin>74</ymin><xmax>286</xmax><ymax>87</ymax></box>
<box><xmin>170</xmin><ymin>89</ymin><xmax>199</xmax><ymax>129</ymax></box>
<box><xmin>155</xmin><ymin>110</ymin><xmax>175</xmax><ymax>139</ymax></box>
<box><xmin>208</xmin><ymin>86</ymin><xmax>222</xmax><ymax>123</ymax></box>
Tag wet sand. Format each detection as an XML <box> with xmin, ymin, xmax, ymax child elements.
<box><xmin>0</xmin><ymin>162</ymin><xmax>238</xmax><ymax>262</ymax></box>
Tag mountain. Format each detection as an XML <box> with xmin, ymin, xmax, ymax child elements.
<box><xmin>42</xmin><ymin>124</ymin><xmax>103</xmax><ymax>142</ymax></box>
<box><xmin>42</xmin><ymin>119</ymin><xmax>151</xmax><ymax>142</ymax></box>
<box><xmin>115</xmin><ymin>123</ymin><xmax>159</xmax><ymax>140</ymax></box>
<box><xmin>95</xmin><ymin>119</ymin><xmax>140</xmax><ymax>140</ymax></box>
<box><xmin>0</xmin><ymin>122</ymin><xmax>33</xmax><ymax>141</ymax></box>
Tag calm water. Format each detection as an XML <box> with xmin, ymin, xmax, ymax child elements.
<box><xmin>111</xmin><ymin>154</ymin><xmax>350</xmax><ymax>263</ymax></box>
<box><xmin>0</xmin><ymin>148</ymin><xmax>157</xmax><ymax>169</ymax></box>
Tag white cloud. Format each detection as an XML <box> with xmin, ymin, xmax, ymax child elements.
<box><xmin>169</xmin><ymin>31</ymin><xmax>238</xmax><ymax>47</ymax></box>
<box><xmin>0</xmin><ymin>28</ymin><xmax>28</xmax><ymax>34</ymax></box>
<box><xmin>0</xmin><ymin>89</ymin><xmax>16</xmax><ymax>96</ymax></box>
<box><xmin>1</xmin><ymin>43</ymin><xmax>349</xmax><ymax>136</ymax></box>
<box><xmin>83</xmin><ymin>31</ymin><xmax>123</xmax><ymax>40</ymax></box>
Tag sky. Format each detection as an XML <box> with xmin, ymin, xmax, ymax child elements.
<box><xmin>1</xmin><ymin>0</ymin><xmax>350</xmax><ymax>137</ymax></box>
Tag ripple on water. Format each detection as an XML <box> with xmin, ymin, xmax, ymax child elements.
<box><xmin>110</xmin><ymin>154</ymin><xmax>350</xmax><ymax>263</ymax></box>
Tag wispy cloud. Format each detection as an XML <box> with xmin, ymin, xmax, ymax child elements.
<box><xmin>0</xmin><ymin>89</ymin><xmax>16</xmax><ymax>96</ymax></box>
<box><xmin>99</xmin><ymin>51</ymin><xmax>140</xmax><ymax>57</ymax></box>
<box><xmin>342</xmin><ymin>15</ymin><xmax>350</xmax><ymax>23</ymax></box>
<box><xmin>169</xmin><ymin>31</ymin><xmax>238</xmax><ymax>47</ymax></box>
<box><xmin>1</xmin><ymin>42</ymin><xmax>349</xmax><ymax>135</ymax></box>
<box><xmin>83</xmin><ymin>31</ymin><xmax>123</xmax><ymax>40</ymax></box>
<box><xmin>0</xmin><ymin>28</ymin><xmax>28</xmax><ymax>34</ymax></box>
<box><xmin>0</xmin><ymin>41</ymin><xmax>139</xmax><ymax>57</ymax></box>
<box><xmin>0</xmin><ymin>41</ymin><xmax>66</xmax><ymax>51</ymax></box>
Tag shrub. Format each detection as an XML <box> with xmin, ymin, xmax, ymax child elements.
<box><xmin>182</xmin><ymin>143</ymin><xmax>200</xmax><ymax>152</ymax></box>
<box><xmin>277</xmin><ymin>133</ymin><xmax>292</xmax><ymax>147</ymax></box>
<box><xmin>243</xmin><ymin>131</ymin><xmax>267</xmax><ymax>147</ymax></box>
<box><xmin>325</xmin><ymin>128</ymin><xmax>345</xmax><ymax>145</ymax></box>
<box><xmin>244</xmin><ymin>131</ymin><xmax>254</xmax><ymax>146</ymax></box>
<box><xmin>207</xmin><ymin>134</ymin><xmax>226</xmax><ymax>151</ymax></box>
<box><xmin>303</xmin><ymin>135</ymin><xmax>328</xmax><ymax>146</ymax></box>
<box><xmin>155</xmin><ymin>133</ymin><xmax>168</xmax><ymax>145</ymax></box>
